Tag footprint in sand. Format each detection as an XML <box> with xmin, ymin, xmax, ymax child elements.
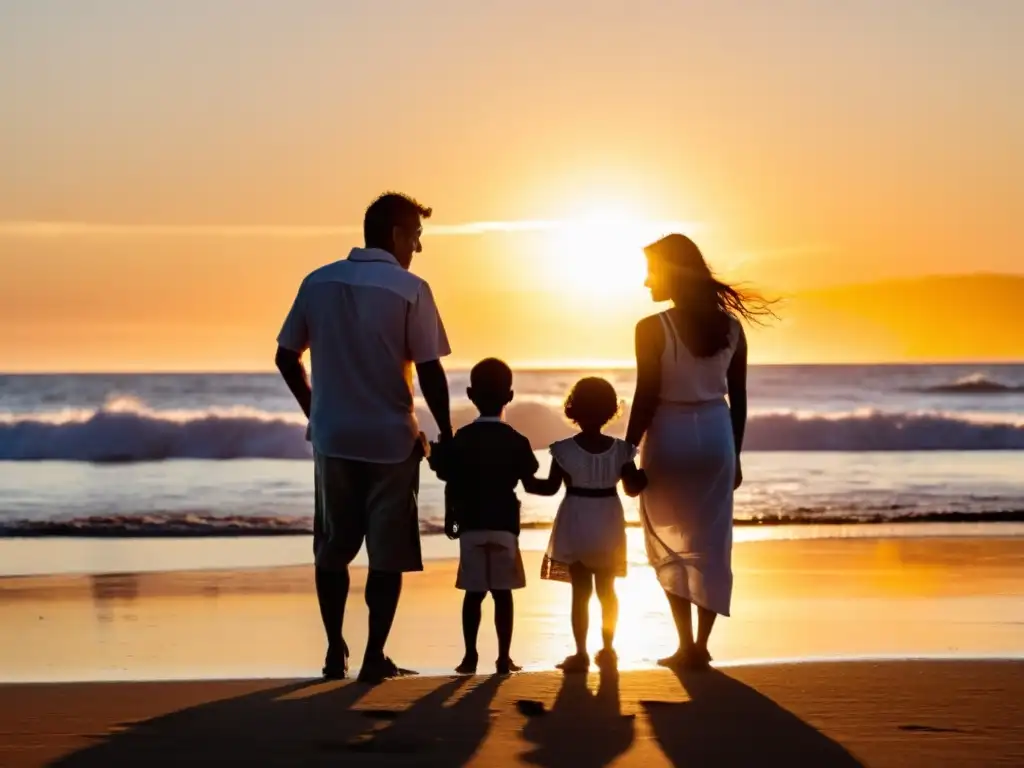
<box><xmin>897</xmin><ymin>724</ymin><xmax>967</xmax><ymax>734</ymax></box>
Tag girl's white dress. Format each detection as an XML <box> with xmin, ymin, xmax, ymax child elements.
<box><xmin>541</xmin><ymin>437</ymin><xmax>635</xmax><ymax>582</ymax></box>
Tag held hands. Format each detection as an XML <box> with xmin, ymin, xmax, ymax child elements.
<box><xmin>429</xmin><ymin>434</ymin><xmax>459</xmax><ymax>539</ymax></box>
<box><xmin>621</xmin><ymin>464</ymin><xmax>649</xmax><ymax>497</ymax></box>
<box><xmin>425</xmin><ymin>437</ymin><xmax>447</xmax><ymax>476</ymax></box>
<box><xmin>426</xmin><ymin>429</ymin><xmax>453</xmax><ymax>471</ymax></box>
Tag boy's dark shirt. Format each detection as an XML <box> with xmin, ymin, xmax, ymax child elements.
<box><xmin>431</xmin><ymin>419</ymin><xmax>538</xmax><ymax>535</ymax></box>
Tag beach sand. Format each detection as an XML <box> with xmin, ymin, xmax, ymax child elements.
<box><xmin>1</xmin><ymin>536</ymin><xmax>1023</xmax><ymax>765</ymax></box>
<box><xmin>2</xmin><ymin>661</ymin><xmax>1023</xmax><ymax>766</ymax></box>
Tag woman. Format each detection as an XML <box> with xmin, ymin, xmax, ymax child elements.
<box><xmin>625</xmin><ymin>233</ymin><xmax>772</xmax><ymax>669</ymax></box>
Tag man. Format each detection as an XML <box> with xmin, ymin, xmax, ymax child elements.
<box><xmin>275</xmin><ymin>192</ymin><xmax>453</xmax><ymax>684</ymax></box>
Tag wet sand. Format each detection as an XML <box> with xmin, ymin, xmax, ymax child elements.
<box><xmin>1</xmin><ymin>536</ymin><xmax>1022</xmax><ymax>682</ymax></box>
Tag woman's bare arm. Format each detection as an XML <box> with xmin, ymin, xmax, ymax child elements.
<box><xmin>726</xmin><ymin>325</ymin><xmax>748</xmax><ymax>488</ymax></box>
<box><xmin>625</xmin><ymin>315</ymin><xmax>665</xmax><ymax>448</ymax></box>
<box><xmin>522</xmin><ymin>458</ymin><xmax>565</xmax><ymax>496</ymax></box>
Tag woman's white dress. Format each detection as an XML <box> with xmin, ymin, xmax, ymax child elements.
<box><xmin>639</xmin><ymin>311</ymin><xmax>741</xmax><ymax>616</ymax></box>
<box><xmin>541</xmin><ymin>437</ymin><xmax>635</xmax><ymax>582</ymax></box>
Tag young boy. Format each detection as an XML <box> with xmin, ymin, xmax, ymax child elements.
<box><xmin>428</xmin><ymin>358</ymin><xmax>539</xmax><ymax>675</ymax></box>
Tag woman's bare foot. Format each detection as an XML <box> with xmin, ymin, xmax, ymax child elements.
<box><xmin>658</xmin><ymin>646</ymin><xmax>711</xmax><ymax>670</ymax></box>
<box><xmin>495</xmin><ymin>657</ymin><xmax>522</xmax><ymax>675</ymax></box>
<box><xmin>556</xmin><ymin>653</ymin><xmax>590</xmax><ymax>674</ymax></box>
<box><xmin>455</xmin><ymin>654</ymin><xmax>478</xmax><ymax>675</ymax></box>
<box><xmin>656</xmin><ymin>648</ymin><xmax>690</xmax><ymax>669</ymax></box>
<box><xmin>595</xmin><ymin>648</ymin><xmax>618</xmax><ymax>671</ymax></box>
<box><xmin>688</xmin><ymin>645</ymin><xmax>712</xmax><ymax>669</ymax></box>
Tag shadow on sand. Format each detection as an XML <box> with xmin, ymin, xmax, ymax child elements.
<box><xmin>53</xmin><ymin>674</ymin><xmax>505</xmax><ymax>767</ymax></box>
<box><xmin>642</xmin><ymin>667</ymin><xmax>865</xmax><ymax>766</ymax></box>
<box><xmin>51</xmin><ymin>668</ymin><xmax>865</xmax><ymax>766</ymax></box>
<box><xmin>520</xmin><ymin>666</ymin><xmax>635</xmax><ymax>767</ymax></box>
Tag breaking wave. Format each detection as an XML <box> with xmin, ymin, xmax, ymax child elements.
<box><xmin>2</xmin><ymin>397</ymin><xmax>1024</xmax><ymax>462</ymax></box>
<box><xmin>908</xmin><ymin>373</ymin><xmax>1024</xmax><ymax>395</ymax></box>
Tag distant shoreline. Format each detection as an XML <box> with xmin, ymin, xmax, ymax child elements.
<box><xmin>2</xmin><ymin>511</ymin><xmax>1023</xmax><ymax>539</ymax></box>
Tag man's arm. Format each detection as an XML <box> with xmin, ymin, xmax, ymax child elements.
<box><xmin>408</xmin><ymin>282</ymin><xmax>453</xmax><ymax>441</ymax></box>
<box><xmin>275</xmin><ymin>282</ymin><xmax>311</xmax><ymax>419</ymax></box>
<box><xmin>275</xmin><ymin>346</ymin><xmax>311</xmax><ymax>419</ymax></box>
<box><xmin>416</xmin><ymin>360</ymin><xmax>453</xmax><ymax>441</ymax></box>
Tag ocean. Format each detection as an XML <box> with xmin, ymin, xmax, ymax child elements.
<box><xmin>1</xmin><ymin>364</ymin><xmax>1022</xmax><ymax>574</ymax></box>
<box><xmin>0</xmin><ymin>360</ymin><xmax>1019</xmax><ymax>536</ymax></box>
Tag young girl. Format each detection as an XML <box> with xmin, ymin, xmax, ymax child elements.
<box><xmin>524</xmin><ymin>377</ymin><xmax>647</xmax><ymax>672</ymax></box>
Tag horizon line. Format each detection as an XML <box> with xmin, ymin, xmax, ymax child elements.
<box><xmin>3</xmin><ymin>359</ymin><xmax>1023</xmax><ymax>376</ymax></box>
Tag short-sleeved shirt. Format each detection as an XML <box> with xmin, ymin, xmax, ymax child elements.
<box><xmin>277</xmin><ymin>247</ymin><xmax>450</xmax><ymax>463</ymax></box>
<box><xmin>430</xmin><ymin>418</ymin><xmax>539</xmax><ymax>535</ymax></box>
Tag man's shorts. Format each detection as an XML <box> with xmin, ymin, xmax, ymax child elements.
<box><xmin>313</xmin><ymin>448</ymin><xmax>423</xmax><ymax>573</ymax></box>
<box><xmin>456</xmin><ymin>530</ymin><xmax>526</xmax><ymax>592</ymax></box>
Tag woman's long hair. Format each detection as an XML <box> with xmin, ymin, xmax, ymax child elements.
<box><xmin>644</xmin><ymin>234</ymin><xmax>776</xmax><ymax>357</ymax></box>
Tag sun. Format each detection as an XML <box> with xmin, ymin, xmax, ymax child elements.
<box><xmin>541</xmin><ymin>204</ymin><xmax>696</xmax><ymax>302</ymax></box>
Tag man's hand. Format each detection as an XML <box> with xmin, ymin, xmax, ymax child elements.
<box><xmin>426</xmin><ymin>438</ymin><xmax>451</xmax><ymax>480</ymax></box>
<box><xmin>734</xmin><ymin>457</ymin><xmax>743</xmax><ymax>489</ymax></box>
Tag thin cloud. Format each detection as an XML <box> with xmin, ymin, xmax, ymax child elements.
<box><xmin>0</xmin><ymin>218</ymin><xmax>698</xmax><ymax>239</ymax></box>
<box><xmin>0</xmin><ymin>222</ymin><xmax>364</xmax><ymax>239</ymax></box>
<box><xmin>429</xmin><ymin>220</ymin><xmax>562</xmax><ymax>235</ymax></box>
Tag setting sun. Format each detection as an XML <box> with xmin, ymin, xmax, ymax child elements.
<box><xmin>541</xmin><ymin>205</ymin><xmax>698</xmax><ymax>301</ymax></box>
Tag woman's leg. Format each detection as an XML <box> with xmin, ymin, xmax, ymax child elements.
<box><xmin>569</xmin><ymin>563</ymin><xmax>594</xmax><ymax>657</ymax></box>
<box><xmin>695</xmin><ymin>606</ymin><xmax>717</xmax><ymax>658</ymax></box>
<box><xmin>660</xmin><ymin>591</ymin><xmax>695</xmax><ymax>663</ymax></box>
<box><xmin>593</xmin><ymin>572</ymin><xmax>619</xmax><ymax>652</ymax></box>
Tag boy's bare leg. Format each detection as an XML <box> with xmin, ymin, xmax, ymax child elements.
<box><xmin>457</xmin><ymin>591</ymin><xmax>486</xmax><ymax>673</ymax></box>
<box><xmin>491</xmin><ymin>589</ymin><xmax>519</xmax><ymax>673</ymax></box>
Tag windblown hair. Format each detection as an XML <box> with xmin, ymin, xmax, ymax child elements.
<box><xmin>644</xmin><ymin>234</ymin><xmax>776</xmax><ymax>357</ymax></box>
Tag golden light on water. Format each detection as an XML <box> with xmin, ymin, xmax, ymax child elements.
<box><xmin>613</xmin><ymin>567</ymin><xmax>679</xmax><ymax>667</ymax></box>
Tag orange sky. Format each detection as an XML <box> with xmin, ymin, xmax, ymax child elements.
<box><xmin>2</xmin><ymin>2</ymin><xmax>1022</xmax><ymax>371</ymax></box>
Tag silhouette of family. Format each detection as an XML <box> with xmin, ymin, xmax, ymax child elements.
<box><xmin>275</xmin><ymin>192</ymin><xmax>772</xmax><ymax>683</ymax></box>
